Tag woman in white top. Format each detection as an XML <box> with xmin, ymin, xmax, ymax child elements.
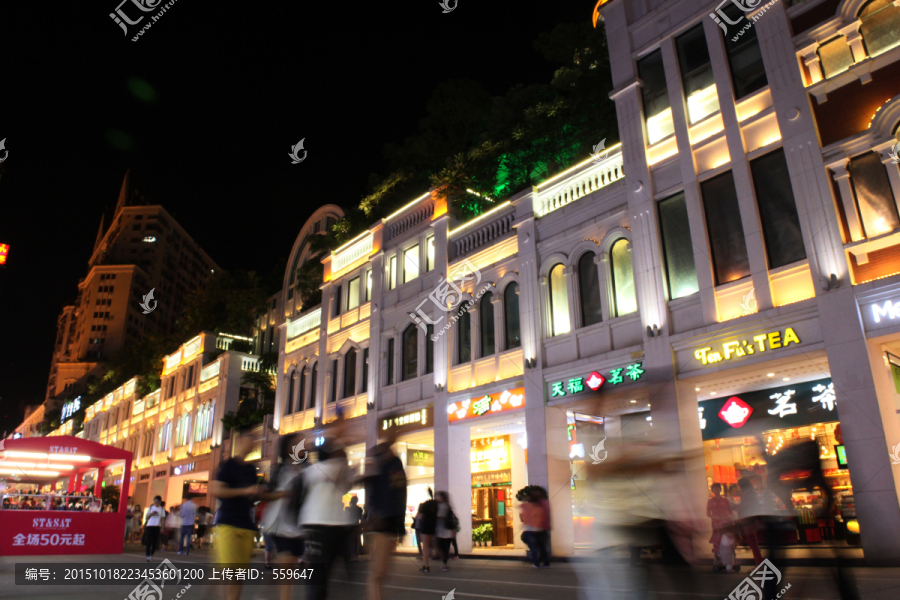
<box><xmin>143</xmin><ymin>496</ymin><xmax>165</xmax><ymax>561</ymax></box>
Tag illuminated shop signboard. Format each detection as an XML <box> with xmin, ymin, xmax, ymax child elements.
<box><xmin>60</xmin><ymin>397</ymin><xmax>82</xmax><ymax>423</ymax></box>
<box><xmin>0</xmin><ymin>243</ymin><xmax>8</xmax><ymax>265</ymax></box>
<box><xmin>448</xmin><ymin>388</ymin><xmax>524</xmax><ymax>422</ymax></box>
<box><xmin>698</xmin><ymin>378</ymin><xmax>838</xmax><ymax>440</ymax></box>
<box><xmin>694</xmin><ymin>328</ymin><xmax>800</xmax><ymax>366</ymax></box>
<box><xmin>380</xmin><ymin>404</ymin><xmax>433</xmax><ymax>435</ymax></box>
<box><xmin>407</xmin><ymin>449</ymin><xmax>434</xmax><ymax>468</ymax></box>
<box><xmin>471</xmin><ymin>436</ymin><xmax>511</xmax><ymax>474</ymax></box>
<box><xmin>549</xmin><ymin>363</ymin><xmax>644</xmax><ymax>398</ymax></box>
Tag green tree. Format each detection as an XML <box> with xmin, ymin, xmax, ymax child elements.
<box><xmin>178</xmin><ymin>270</ymin><xmax>268</xmax><ymax>339</ymax></box>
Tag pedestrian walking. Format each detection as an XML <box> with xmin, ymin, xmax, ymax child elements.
<box><xmin>132</xmin><ymin>504</ymin><xmax>142</xmax><ymax>542</ymax></box>
<box><xmin>143</xmin><ymin>496</ymin><xmax>165</xmax><ymax>562</ymax></box>
<box><xmin>736</xmin><ymin>478</ymin><xmax>763</xmax><ymax>567</ymax></box>
<box><xmin>124</xmin><ymin>499</ymin><xmax>134</xmax><ymax>547</ymax></box>
<box><xmin>300</xmin><ymin>434</ymin><xmax>352</xmax><ymax>600</ymax></box>
<box><xmin>345</xmin><ymin>496</ymin><xmax>363</xmax><ymax>561</ymax></box>
<box><xmin>435</xmin><ymin>491</ymin><xmax>458</xmax><ymax>571</ymax></box>
<box><xmin>260</xmin><ymin>433</ymin><xmax>307</xmax><ymax>600</ymax></box>
<box><xmin>414</xmin><ymin>491</ymin><xmax>438</xmax><ymax>572</ymax></box>
<box><xmin>519</xmin><ymin>487</ymin><xmax>551</xmax><ymax>568</ymax></box>
<box><xmin>164</xmin><ymin>505</ymin><xmax>181</xmax><ymax>551</ymax></box>
<box><xmin>707</xmin><ymin>483</ymin><xmax>735</xmax><ymax>571</ymax></box>
<box><xmin>195</xmin><ymin>507</ymin><xmax>208</xmax><ymax>549</ymax></box>
<box><xmin>209</xmin><ymin>426</ymin><xmax>264</xmax><ymax>600</ymax></box>
<box><xmin>178</xmin><ymin>497</ymin><xmax>197</xmax><ymax>555</ymax></box>
<box><xmin>361</xmin><ymin>428</ymin><xmax>407</xmax><ymax>600</ymax></box>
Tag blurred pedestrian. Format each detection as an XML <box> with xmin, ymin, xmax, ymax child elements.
<box><xmin>415</xmin><ymin>490</ymin><xmax>438</xmax><ymax>572</ymax></box>
<box><xmin>345</xmin><ymin>496</ymin><xmax>363</xmax><ymax>561</ymax></box>
<box><xmin>706</xmin><ymin>483</ymin><xmax>734</xmax><ymax>570</ymax></box>
<box><xmin>195</xmin><ymin>507</ymin><xmax>208</xmax><ymax>549</ymax></box>
<box><xmin>124</xmin><ymin>499</ymin><xmax>134</xmax><ymax>546</ymax></box>
<box><xmin>434</xmin><ymin>491</ymin><xmax>458</xmax><ymax>571</ymax></box>
<box><xmin>165</xmin><ymin>505</ymin><xmax>181</xmax><ymax>551</ymax></box>
<box><xmin>361</xmin><ymin>429</ymin><xmax>407</xmax><ymax>600</ymax></box>
<box><xmin>178</xmin><ymin>497</ymin><xmax>197</xmax><ymax>555</ymax></box>
<box><xmin>519</xmin><ymin>487</ymin><xmax>551</xmax><ymax>568</ymax></box>
<box><xmin>132</xmin><ymin>504</ymin><xmax>142</xmax><ymax>542</ymax></box>
<box><xmin>736</xmin><ymin>478</ymin><xmax>763</xmax><ymax>566</ymax></box>
<box><xmin>260</xmin><ymin>433</ymin><xmax>307</xmax><ymax>600</ymax></box>
<box><xmin>143</xmin><ymin>496</ymin><xmax>165</xmax><ymax>562</ymax></box>
<box><xmin>209</xmin><ymin>426</ymin><xmax>264</xmax><ymax>600</ymax></box>
<box><xmin>301</xmin><ymin>433</ymin><xmax>352</xmax><ymax>600</ymax></box>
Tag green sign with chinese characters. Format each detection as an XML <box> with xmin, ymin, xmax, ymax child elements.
<box><xmin>549</xmin><ymin>363</ymin><xmax>644</xmax><ymax>399</ymax></box>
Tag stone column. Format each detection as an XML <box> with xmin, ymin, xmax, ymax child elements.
<box><xmin>510</xmin><ymin>431</ymin><xmax>527</xmax><ymax>550</ymax></box>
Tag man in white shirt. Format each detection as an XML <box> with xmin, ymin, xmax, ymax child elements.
<box><xmin>143</xmin><ymin>496</ymin><xmax>165</xmax><ymax>561</ymax></box>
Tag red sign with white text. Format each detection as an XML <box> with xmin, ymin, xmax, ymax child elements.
<box><xmin>0</xmin><ymin>511</ymin><xmax>127</xmax><ymax>556</ymax></box>
<box><xmin>718</xmin><ymin>397</ymin><xmax>754</xmax><ymax>428</ymax></box>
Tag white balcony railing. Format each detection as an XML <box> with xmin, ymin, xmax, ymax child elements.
<box><xmin>332</xmin><ymin>233</ymin><xmax>373</xmax><ymax>275</ymax></box>
<box><xmin>537</xmin><ymin>150</ymin><xmax>624</xmax><ymax>217</ymax></box>
<box><xmin>287</xmin><ymin>308</ymin><xmax>322</xmax><ymax>340</ymax></box>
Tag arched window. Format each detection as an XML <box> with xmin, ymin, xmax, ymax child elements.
<box><xmin>402</xmin><ymin>325</ymin><xmax>418</xmax><ymax>381</ymax></box>
<box><xmin>504</xmin><ymin>283</ymin><xmax>521</xmax><ymax>349</ymax></box>
<box><xmin>309</xmin><ymin>362</ymin><xmax>318</xmax><ymax>408</ymax></box>
<box><xmin>578</xmin><ymin>252</ymin><xmax>603</xmax><ymax>327</ymax></box>
<box><xmin>285</xmin><ymin>374</ymin><xmax>295</xmax><ymax>416</ymax></box>
<box><xmin>480</xmin><ymin>292</ymin><xmax>495</xmax><ymax>356</ymax></box>
<box><xmin>610</xmin><ymin>239</ymin><xmax>637</xmax><ymax>316</ymax></box>
<box><xmin>298</xmin><ymin>367</ymin><xmax>307</xmax><ymax>411</ymax></box>
<box><xmin>457</xmin><ymin>301</ymin><xmax>473</xmax><ymax>363</ymax></box>
<box><xmin>860</xmin><ymin>0</ymin><xmax>900</xmax><ymax>58</ymax></box>
<box><xmin>343</xmin><ymin>348</ymin><xmax>357</xmax><ymax>398</ymax></box>
<box><xmin>549</xmin><ymin>263</ymin><xmax>570</xmax><ymax>336</ymax></box>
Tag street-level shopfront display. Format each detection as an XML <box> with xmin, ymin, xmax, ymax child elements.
<box><xmin>567</xmin><ymin>413</ymin><xmax>605</xmax><ymax>545</ymax></box>
<box><xmin>379</xmin><ymin>404</ymin><xmax>434</xmax><ymax>548</ymax></box>
<box><xmin>700</xmin><ymin>378</ymin><xmax>859</xmax><ymax>546</ymax></box>
<box><xmin>471</xmin><ymin>434</ymin><xmax>514</xmax><ymax>547</ymax></box>
<box><xmin>0</xmin><ymin>436</ymin><xmax>133</xmax><ymax>555</ymax></box>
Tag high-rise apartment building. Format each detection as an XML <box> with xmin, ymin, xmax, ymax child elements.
<box><xmin>45</xmin><ymin>173</ymin><xmax>220</xmax><ymax>405</ymax></box>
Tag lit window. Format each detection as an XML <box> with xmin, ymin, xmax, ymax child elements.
<box><xmin>610</xmin><ymin>239</ymin><xmax>637</xmax><ymax>317</ymax></box>
<box><xmin>365</xmin><ymin>270</ymin><xmax>373</xmax><ymax>301</ymax></box>
<box><xmin>817</xmin><ymin>36</ymin><xmax>855</xmax><ymax>79</ymax></box>
<box><xmin>404</xmin><ymin>245</ymin><xmax>420</xmax><ymax>283</ymax></box>
<box><xmin>549</xmin><ymin>263</ymin><xmax>570</xmax><ymax>336</ymax></box>
<box><xmin>347</xmin><ymin>277</ymin><xmax>360</xmax><ymax>310</ymax></box>
<box><xmin>860</xmin><ymin>0</ymin><xmax>900</xmax><ymax>58</ymax></box>
<box><xmin>638</xmin><ymin>50</ymin><xmax>674</xmax><ymax>145</ymax></box>
<box><xmin>427</xmin><ymin>236</ymin><xmax>435</xmax><ymax>271</ymax></box>
<box><xmin>387</xmin><ymin>256</ymin><xmax>397</xmax><ymax>290</ymax></box>
<box><xmin>143</xmin><ymin>236</ymin><xmax>156</xmax><ymax>243</ymax></box>
<box><xmin>676</xmin><ymin>24</ymin><xmax>719</xmax><ymax>124</ymax></box>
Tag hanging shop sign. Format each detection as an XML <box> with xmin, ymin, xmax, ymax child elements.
<box><xmin>471</xmin><ymin>436</ymin><xmax>511</xmax><ymax>474</ymax></box>
<box><xmin>698</xmin><ymin>378</ymin><xmax>838</xmax><ymax>440</ymax></box>
<box><xmin>472</xmin><ymin>470</ymin><xmax>512</xmax><ymax>486</ymax></box>
<box><xmin>187</xmin><ymin>482</ymin><xmax>208</xmax><ymax>495</ymax></box>
<box><xmin>407</xmin><ymin>449</ymin><xmax>434</xmax><ymax>468</ymax></box>
<box><xmin>448</xmin><ymin>388</ymin><xmax>524</xmax><ymax>422</ymax></box>
<box><xmin>549</xmin><ymin>363</ymin><xmax>644</xmax><ymax>398</ymax></box>
<box><xmin>694</xmin><ymin>328</ymin><xmax>801</xmax><ymax>366</ymax></box>
<box><xmin>60</xmin><ymin>397</ymin><xmax>82</xmax><ymax>423</ymax></box>
<box><xmin>380</xmin><ymin>404</ymin><xmax>433</xmax><ymax>435</ymax></box>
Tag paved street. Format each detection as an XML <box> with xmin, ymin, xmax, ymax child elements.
<box><xmin>2</xmin><ymin>545</ymin><xmax>900</xmax><ymax>600</ymax></box>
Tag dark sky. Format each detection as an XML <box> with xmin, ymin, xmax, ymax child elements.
<box><xmin>0</xmin><ymin>1</ymin><xmax>595</xmax><ymax>433</ymax></box>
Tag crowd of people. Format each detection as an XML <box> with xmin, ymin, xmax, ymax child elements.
<box><xmin>1</xmin><ymin>489</ymin><xmax>102</xmax><ymax>511</ymax></box>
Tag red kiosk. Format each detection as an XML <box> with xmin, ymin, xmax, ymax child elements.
<box><xmin>0</xmin><ymin>436</ymin><xmax>132</xmax><ymax>555</ymax></box>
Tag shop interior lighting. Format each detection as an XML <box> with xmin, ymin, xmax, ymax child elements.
<box><xmin>0</xmin><ymin>462</ymin><xmax>74</xmax><ymax>470</ymax></box>
<box><xmin>630</xmin><ymin>400</ymin><xmax>637</xmax><ymax>403</ymax></box>
<box><xmin>695</xmin><ymin>387</ymin><xmax>700</xmax><ymax>391</ymax></box>
<box><xmin>767</xmin><ymin>373</ymin><xmax>774</xmax><ymax>377</ymax></box>
<box><xmin>0</xmin><ymin>468</ymin><xmax>61</xmax><ymax>476</ymax></box>
<box><xmin>783</xmin><ymin>378</ymin><xmax>790</xmax><ymax>381</ymax></box>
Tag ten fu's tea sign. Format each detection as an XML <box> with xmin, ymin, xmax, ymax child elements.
<box><xmin>380</xmin><ymin>404</ymin><xmax>433</xmax><ymax>435</ymax></box>
<box><xmin>694</xmin><ymin>328</ymin><xmax>801</xmax><ymax>366</ymax></box>
<box><xmin>449</xmin><ymin>388</ymin><xmax>525</xmax><ymax>422</ymax></box>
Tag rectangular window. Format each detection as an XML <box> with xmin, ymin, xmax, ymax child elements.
<box><xmin>676</xmin><ymin>24</ymin><xmax>719</xmax><ymax>124</ymax></box>
<box><xmin>817</xmin><ymin>36</ymin><xmax>855</xmax><ymax>79</ymax></box>
<box><xmin>848</xmin><ymin>151</ymin><xmax>900</xmax><ymax>238</ymax></box>
<box><xmin>330</xmin><ymin>359</ymin><xmax>338</xmax><ymax>402</ymax></box>
<box><xmin>749</xmin><ymin>148</ymin><xmax>808</xmax><ymax>269</ymax></box>
<box><xmin>343</xmin><ymin>350</ymin><xmax>357</xmax><ymax>400</ymax></box>
<box><xmin>387</xmin><ymin>256</ymin><xmax>397</xmax><ymax>290</ymax></box>
<box><xmin>361</xmin><ymin>348</ymin><xmax>369</xmax><ymax>394</ymax></box>
<box><xmin>347</xmin><ymin>277</ymin><xmax>360</xmax><ymax>310</ymax></box>
<box><xmin>386</xmin><ymin>339</ymin><xmax>394</xmax><ymax>385</ymax></box>
<box><xmin>404</xmin><ymin>244</ymin><xmax>420</xmax><ymax>283</ymax></box>
<box><xmin>701</xmin><ymin>171</ymin><xmax>751</xmax><ymax>285</ymax></box>
<box><xmin>365</xmin><ymin>270</ymin><xmax>373</xmax><ymax>301</ymax></box>
<box><xmin>333</xmin><ymin>285</ymin><xmax>342</xmax><ymax>317</ymax></box>
<box><xmin>425</xmin><ymin>325</ymin><xmax>434</xmax><ymax>374</ymax></box>
<box><xmin>426</xmin><ymin>236</ymin><xmax>435</xmax><ymax>271</ymax></box>
<box><xmin>458</xmin><ymin>303</ymin><xmax>472</xmax><ymax>364</ymax></box>
<box><xmin>637</xmin><ymin>50</ymin><xmax>674</xmax><ymax>145</ymax></box>
<box><xmin>658</xmin><ymin>192</ymin><xmax>700</xmax><ymax>300</ymax></box>
<box><xmin>721</xmin><ymin>4</ymin><xmax>768</xmax><ymax>100</ymax></box>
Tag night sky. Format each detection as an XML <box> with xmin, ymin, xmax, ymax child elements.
<box><xmin>0</xmin><ymin>1</ymin><xmax>596</xmax><ymax>433</ymax></box>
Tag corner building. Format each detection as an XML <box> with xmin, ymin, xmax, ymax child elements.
<box><xmin>272</xmin><ymin>0</ymin><xmax>900</xmax><ymax>561</ymax></box>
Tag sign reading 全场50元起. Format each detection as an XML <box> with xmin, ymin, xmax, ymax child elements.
<box><xmin>694</xmin><ymin>328</ymin><xmax>800</xmax><ymax>366</ymax></box>
<box><xmin>448</xmin><ymin>388</ymin><xmax>524</xmax><ymax>422</ymax></box>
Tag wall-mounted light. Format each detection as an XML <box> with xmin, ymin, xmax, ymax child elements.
<box><xmin>367</xmin><ymin>401</ymin><xmax>375</xmax><ymax>410</ymax></box>
<box><xmin>434</xmin><ymin>383</ymin><xmax>444</xmax><ymax>393</ymax></box>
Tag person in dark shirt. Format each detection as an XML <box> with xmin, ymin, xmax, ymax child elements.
<box><xmin>345</xmin><ymin>496</ymin><xmax>363</xmax><ymax>561</ymax></box>
<box><xmin>210</xmin><ymin>427</ymin><xmax>263</xmax><ymax>600</ymax></box>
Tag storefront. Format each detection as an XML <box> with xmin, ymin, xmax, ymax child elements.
<box><xmin>165</xmin><ymin>458</ymin><xmax>211</xmax><ymax>510</ymax></box>
<box><xmin>700</xmin><ymin>377</ymin><xmax>858</xmax><ymax>545</ymax></box>
<box><xmin>0</xmin><ymin>436</ymin><xmax>132</xmax><ymax>555</ymax></box>
<box><xmin>448</xmin><ymin>388</ymin><xmax>527</xmax><ymax>548</ymax></box>
<box><xmin>379</xmin><ymin>404</ymin><xmax>434</xmax><ymax>548</ymax></box>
